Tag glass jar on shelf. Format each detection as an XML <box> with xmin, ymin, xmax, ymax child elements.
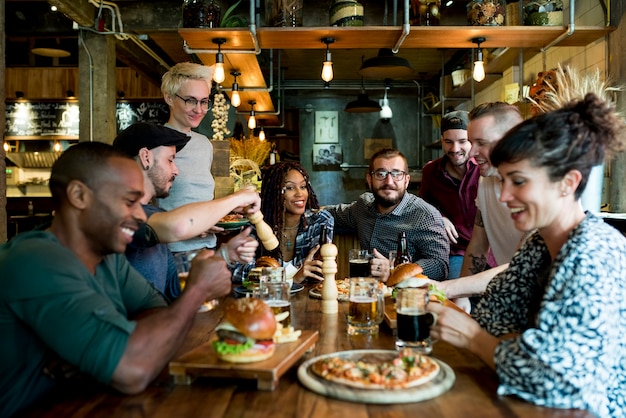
<box><xmin>467</xmin><ymin>0</ymin><xmax>506</xmax><ymax>26</ymax></box>
<box><xmin>266</xmin><ymin>0</ymin><xmax>304</xmax><ymax>27</ymax></box>
<box><xmin>410</xmin><ymin>0</ymin><xmax>441</xmax><ymax>26</ymax></box>
<box><xmin>182</xmin><ymin>0</ymin><xmax>222</xmax><ymax>28</ymax></box>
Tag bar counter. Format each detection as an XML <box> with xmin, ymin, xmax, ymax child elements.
<box><xmin>18</xmin><ymin>282</ymin><xmax>593</xmax><ymax>418</ymax></box>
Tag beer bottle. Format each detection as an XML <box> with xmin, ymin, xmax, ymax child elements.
<box><xmin>313</xmin><ymin>225</ymin><xmax>328</xmax><ymax>262</ymax></box>
<box><xmin>311</xmin><ymin>225</ymin><xmax>328</xmax><ymax>279</ymax></box>
<box><xmin>395</xmin><ymin>231</ymin><xmax>412</xmax><ymax>266</ymax></box>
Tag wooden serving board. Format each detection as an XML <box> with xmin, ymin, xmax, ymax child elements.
<box><xmin>298</xmin><ymin>350</ymin><xmax>455</xmax><ymax>404</ymax></box>
<box><xmin>169</xmin><ymin>330</ymin><xmax>319</xmax><ymax>390</ymax></box>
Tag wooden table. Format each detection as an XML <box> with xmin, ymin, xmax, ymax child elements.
<box><xmin>18</xmin><ymin>284</ymin><xmax>593</xmax><ymax>418</ymax></box>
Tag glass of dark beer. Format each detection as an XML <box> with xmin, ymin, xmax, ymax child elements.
<box><xmin>348</xmin><ymin>249</ymin><xmax>371</xmax><ymax>277</ymax></box>
<box><xmin>395</xmin><ymin>285</ymin><xmax>438</xmax><ymax>354</ymax></box>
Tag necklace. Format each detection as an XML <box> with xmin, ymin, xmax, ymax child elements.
<box><xmin>282</xmin><ymin>221</ymin><xmax>300</xmax><ymax>251</ymax></box>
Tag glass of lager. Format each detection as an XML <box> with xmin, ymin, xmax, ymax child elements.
<box><xmin>347</xmin><ymin>277</ymin><xmax>383</xmax><ymax>335</ymax></box>
<box><xmin>261</xmin><ymin>280</ymin><xmax>291</xmax><ymax>328</ymax></box>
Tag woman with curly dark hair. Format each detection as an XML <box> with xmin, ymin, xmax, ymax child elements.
<box><xmin>232</xmin><ymin>161</ymin><xmax>334</xmax><ymax>284</ymax></box>
<box><xmin>428</xmin><ymin>93</ymin><xmax>626</xmax><ymax>417</ymax></box>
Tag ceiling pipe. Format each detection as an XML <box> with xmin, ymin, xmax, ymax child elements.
<box><xmin>235</xmin><ymin>50</ymin><xmax>282</xmax><ymax>117</ymax></box>
<box><xmin>392</xmin><ymin>0</ymin><xmax>410</xmax><ymax>53</ymax></box>
<box><xmin>542</xmin><ymin>0</ymin><xmax>576</xmax><ymax>51</ymax></box>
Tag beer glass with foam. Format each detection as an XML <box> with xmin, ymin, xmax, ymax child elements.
<box><xmin>348</xmin><ymin>249</ymin><xmax>371</xmax><ymax>278</ymax></box>
<box><xmin>395</xmin><ymin>283</ymin><xmax>438</xmax><ymax>354</ymax></box>
<box><xmin>347</xmin><ymin>277</ymin><xmax>383</xmax><ymax>335</ymax></box>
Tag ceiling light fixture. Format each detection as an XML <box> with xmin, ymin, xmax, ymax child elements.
<box><xmin>212</xmin><ymin>38</ymin><xmax>226</xmax><ymax>84</ymax></box>
<box><xmin>345</xmin><ymin>78</ymin><xmax>382</xmax><ymax>113</ymax></box>
<box><xmin>248</xmin><ymin>100</ymin><xmax>257</xmax><ymax>130</ymax></box>
<box><xmin>230</xmin><ymin>70</ymin><xmax>241</xmax><ymax>107</ymax></box>
<box><xmin>321</xmin><ymin>37</ymin><xmax>335</xmax><ymax>83</ymax></box>
<box><xmin>472</xmin><ymin>37</ymin><xmax>486</xmax><ymax>83</ymax></box>
<box><xmin>379</xmin><ymin>81</ymin><xmax>393</xmax><ymax>120</ymax></box>
<box><xmin>259</xmin><ymin>126</ymin><xmax>266</xmax><ymax>141</ymax></box>
<box><xmin>358</xmin><ymin>48</ymin><xmax>414</xmax><ymax>79</ymax></box>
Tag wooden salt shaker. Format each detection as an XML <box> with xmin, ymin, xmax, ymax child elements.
<box><xmin>320</xmin><ymin>241</ymin><xmax>338</xmax><ymax>314</ymax></box>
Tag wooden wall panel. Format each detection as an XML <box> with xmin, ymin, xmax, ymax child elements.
<box><xmin>5</xmin><ymin>67</ymin><xmax>162</xmax><ymax>99</ymax></box>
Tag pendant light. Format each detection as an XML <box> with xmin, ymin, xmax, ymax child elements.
<box><xmin>472</xmin><ymin>37</ymin><xmax>486</xmax><ymax>83</ymax></box>
<box><xmin>230</xmin><ymin>70</ymin><xmax>241</xmax><ymax>107</ymax></box>
<box><xmin>358</xmin><ymin>48</ymin><xmax>414</xmax><ymax>79</ymax></box>
<box><xmin>259</xmin><ymin>126</ymin><xmax>266</xmax><ymax>141</ymax></box>
<box><xmin>345</xmin><ymin>78</ymin><xmax>382</xmax><ymax>113</ymax></box>
<box><xmin>212</xmin><ymin>38</ymin><xmax>226</xmax><ymax>84</ymax></box>
<box><xmin>321</xmin><ymin>37</ymin><xmax>335</xmax><ymax>82</ymax></box>
<box><xmin>248</xmin><ymin>100</ymin><xmax>257</xmax><ymax>130</ymax></box>
<box><xmin>379</xmin><ymin>82</ymin><xmax>393</xmax><ymax>120</ymax></box>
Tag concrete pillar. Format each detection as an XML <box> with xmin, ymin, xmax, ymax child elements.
<box><xmin>608</xmin><ymin>1</ymin><xmax>626</xmax><ymax>212</ymax></box>
<box><xmin>78</xmin><ymin>30</ymin><xmax>117</xmax><ymax>144</ymax></box>
<box><xmin>1</xmin><ymin>0</ymin><xmax>7</xmax><ymax>243</ymax></box>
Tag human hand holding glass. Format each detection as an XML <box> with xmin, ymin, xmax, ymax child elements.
<box><xmin>174</xmin><ymin>250</ymin><xmax>222</xmax><ymax>312</ymax></box>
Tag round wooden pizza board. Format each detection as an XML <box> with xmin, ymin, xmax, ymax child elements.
<box><xmin>297</xmin><ymin>349</ymin><xmax>455</xmax><ymax>404</ymax></box>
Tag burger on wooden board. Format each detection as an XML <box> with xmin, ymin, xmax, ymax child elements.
<box><xmin>213</xmin><ymin>298</ymin><xmax>277</xmax><ymax>363</ymax></box>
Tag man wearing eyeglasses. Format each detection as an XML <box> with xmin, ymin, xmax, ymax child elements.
<box><xmin>157</xmin><ymin>62</ymin><xmax>220</xmax><ymax>255</ymax></box>
<box><xmin>326</xmin><ymin>148</ymin><xmax>450</xmax><ymax>281</ymax></box>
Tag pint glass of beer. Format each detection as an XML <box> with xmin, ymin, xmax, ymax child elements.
<box><xmin>261</xmin><ymin>281</ymin><xmax>291</xmax><ymax>327</ymax></box>
<box><xmin>348</xmin><ymin>249</ymin><xmax>371</xmax><ymax>278</ymax></box>
<box><xmin>347</xmin><ymin>277</ymin><xmax>383</xmax><ymax>335</ymax></box>
<box><xmin>395</xmin><ymin>285</ymin><xmax>438</xmax><ymax>354</ymax></box>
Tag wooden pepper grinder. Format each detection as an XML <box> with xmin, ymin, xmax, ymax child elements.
<box><xmin>247</xmin><ymin>211</ymin><xmax>280</xmax><ymax>252</ymax></box>
<box><xmin>320</xmin><ymin>241</ymin><xmax>338</xmax><ymax>314</ymax></box>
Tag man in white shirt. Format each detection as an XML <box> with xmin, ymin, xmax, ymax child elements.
<box><xmin>460</xmin><ymin>102</ymin><xmax>525</xmax><ymax>277</ymax></box>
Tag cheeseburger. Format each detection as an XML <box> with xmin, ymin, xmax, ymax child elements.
<box><xmin>213</xmin><ymin>298</ymin><xmax>277</xmax><ymax>363</ymax></box>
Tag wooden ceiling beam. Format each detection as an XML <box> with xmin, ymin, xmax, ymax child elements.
<box><xmin>45</xmin><ymin>0</ymin><xmax>175</xmax><ymax>86</ymax></box>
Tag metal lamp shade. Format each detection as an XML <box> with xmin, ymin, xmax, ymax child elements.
<box><xmin>358</xmin><ymin>48</ymin><xmax>414</xmax><ymax>79</ymax></box>
<box><xmin>344</xmin><ymin>93</ymin><xmax>382</xmax><ymax>113</ymax></box>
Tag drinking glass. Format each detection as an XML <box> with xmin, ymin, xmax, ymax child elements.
<box><xmin>395</xmin><ymin>285</ymin><xmax>438</xmax><ymax>354</ymax></box>
<box><xmin>261</xmin><ymin>281</ymin><xmax>292</xmax><ymax>327</ymax></box>
<box><xmin>348</xmin><ymin>249</ymin><xmax>371</xmax><ymax>278</ymax></box>
<box><xmin>173</xmin><ymin>250</ymin><xmax>218</xmax><ymax>312</ymax></box>
<box><xmin>347</xmin><ymin>277</ymin><xmax>384</xmax><ymax>335</ymax></box>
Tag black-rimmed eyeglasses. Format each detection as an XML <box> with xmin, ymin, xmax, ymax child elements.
<box><xmin>175</xmin><ymin>94</ymin><xmax>211</xmax><ymax>111</ymax></box>
<box><xmin>370</xmin><ymin>169</ymin><xmax>407</xmax><ymax>181</ymax></box>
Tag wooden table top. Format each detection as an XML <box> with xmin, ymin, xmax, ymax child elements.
<box><xmin>19</xmin><ymin>283</ymin><xmax>593</xmax><ymax>418</ymax></box>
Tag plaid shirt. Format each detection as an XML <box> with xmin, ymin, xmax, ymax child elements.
<box><xmin>326</xmin><ymin>192</ymin><xmax>449</xmax><ymax>280</ymax></box>
<box><xmin>231</xmin><ymin>209</ymin><xmax>334</xmax><ymax>282</ymax></box>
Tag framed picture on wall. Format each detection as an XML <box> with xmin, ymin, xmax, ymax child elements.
<box><xmin>313</xmin><ymin>144</ymin><xmax>342</xmax><ymax>169</ymax></box>
<box><xmin>314</xmin><ymin>111</ymin><xmax>339</xmax><ymax>143</ymax></box>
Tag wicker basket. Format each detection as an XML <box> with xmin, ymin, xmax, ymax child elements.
<box><xmin>506</xmin><ymin>2</ymin><xmax>521</xmax><ymax>26</ymax></box>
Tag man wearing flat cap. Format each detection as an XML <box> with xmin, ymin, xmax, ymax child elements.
<box><xmin>419</xmin><ymin>110</ymin><xmax>479</xmax><ymax>280</ymax></box>
<box><xmin>113</xmin><ymin>122</ymin><xmax>261</xmax><ymax>301</ymax></box>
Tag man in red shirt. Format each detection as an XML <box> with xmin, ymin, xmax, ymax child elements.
<box><xmin>420</xmin><ymin>111</ymin><xmax>479</xmax><ymax>279</ymax></box>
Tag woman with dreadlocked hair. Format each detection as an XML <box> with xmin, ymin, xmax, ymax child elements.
<box><xmin>230</xmin><ymin>162</ymin><xmax>334</xmax><ymax>284</ymax></box>
<box><xmin>259</xmin><ymin>161</ymin><xmax>334</xmax><ymax>283</ymax></box>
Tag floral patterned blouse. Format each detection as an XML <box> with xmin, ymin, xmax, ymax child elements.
<box><xmin>473</xmin><ymin>213</ymin><xmax>626</xmax><ymax>418</ymax></box>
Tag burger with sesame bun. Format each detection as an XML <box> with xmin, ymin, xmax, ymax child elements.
<box><xmin>213</xmin><ymin>298</ymin><xmax>277</xmax><ymax>363</ymax></box>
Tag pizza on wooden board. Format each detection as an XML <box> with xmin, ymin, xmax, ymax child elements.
<box><xmin>310</xmin><ymin>349</ymin><xmax>439</xmax><ymax>390</ymax></box>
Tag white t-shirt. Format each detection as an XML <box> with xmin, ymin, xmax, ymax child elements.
<box><xmin>476</xmin><ymin>176</ymin><xmax>524</xmax><ymax>265</ymax></box>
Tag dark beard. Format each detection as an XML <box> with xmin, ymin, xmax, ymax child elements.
<box><xmin>373</xmin><ymin>188</ymin><xmax>403</xmax><ymax>208</ymax></box>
